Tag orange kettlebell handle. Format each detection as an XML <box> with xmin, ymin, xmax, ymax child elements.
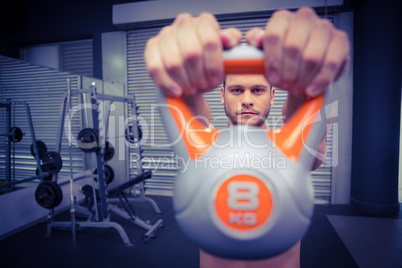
<box><xmin>165</xmin><ymin>45</ymin><xmax>324</xmax><ymax>164</ymax></box>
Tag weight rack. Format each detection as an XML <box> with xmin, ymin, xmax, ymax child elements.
<box><xmin>0</xmin><ymin>100</ymin><xmax>50</xmax><ymax>194</ymax></box>
<box><xmin>44</xmin><ymin>79</ymin><xmax>163</xmax><ymax>245</ymax></box>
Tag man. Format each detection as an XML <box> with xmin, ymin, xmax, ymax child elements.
<box><xmin>145</xmin><ymin>6</ymin><xmax>350</xmax><ymax>268</ymax></box>
<box><xmin>221</xmin><ymin>74</ymin><xmax>327</xmax><ymax>170</ymax></box>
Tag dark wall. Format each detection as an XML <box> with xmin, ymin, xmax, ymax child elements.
<box><xmin>0</xmin><ymin>0</ymin><xmax>26</xmax><ymax>58</ymax></box>
<box><xmin>0</xmin><ymin>0</ymin><xmax>149</xmax><ymax>79</ymax></box>
<box><xmin>351</xmin><ymin>0</ymin><xmax>402</xmax><ymax>213</ymax></box>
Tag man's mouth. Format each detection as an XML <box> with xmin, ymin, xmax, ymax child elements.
<box><xmin>239</xmin><ymin>111</ymin><xmax>257</xmax><ymax>115</ymax></box>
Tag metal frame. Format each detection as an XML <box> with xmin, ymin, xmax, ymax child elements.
<box><xmin>0</xmin><ymin>100</ymin><xmax>49</xmax><ymax>193</ymax></box>
<box><xmin>45</xmin><ymin>79</ymin><xmax>163</xmax><ymax>245</ymax></box>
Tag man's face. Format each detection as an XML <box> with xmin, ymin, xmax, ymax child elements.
<box><xmin>221</xmin><ymin>75</ymin><xmax>275</xmax><ymax>128</ymax></box>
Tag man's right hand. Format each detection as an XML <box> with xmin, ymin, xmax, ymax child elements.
<box><xmin>144</xmin><ymin>13</ymin><xmax>242</xmax><ymax>97</ymax></box>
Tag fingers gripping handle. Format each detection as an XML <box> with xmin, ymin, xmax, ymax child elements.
<box><xmin>157</xmin><ymin>45</ymin><xmax>327</xmax><ymax>168</ymax></box>
<box><xmin>156</xmin><ymin>45</ymin><xmax>268</xmax><ymax>161</ymax></box>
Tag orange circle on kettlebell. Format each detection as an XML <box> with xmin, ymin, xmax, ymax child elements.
<box><xmin>214</xmin><ymin>174</ymin><xmax>273</xmax><ymax>232</ymax></box>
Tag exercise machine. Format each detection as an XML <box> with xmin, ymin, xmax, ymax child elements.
<box><xmin>38</xmin><ymin>79</ymin><xmax>163</xmax><ymax>245</ymax></box>
<box><xmin>0</xmin><ymin>100</ymin><xmax>50</xmax><ymax>194</ymax></box>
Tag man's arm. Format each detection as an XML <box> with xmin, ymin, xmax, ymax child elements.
<box><xmin>144</xmin><ymin>7</ymin><xmax>349</xmax><ymax>169</ymax></box>
<box><xmin>245</xmin><ymin>7</ymin><xmax>350</xmax><ymax>98</ymax></box>
<box><xmin>145</xmin><ymin>7</ymin><xmax>349</xmax><ymax>104</ymax></box>
<box><xmin>183</xmin><ymin>94</ymin><xmax>211</xmax><ymax>127</ymax></box>
<box><xmin>144</xmin><ymin>13</ymin><xmax>242</xmax><ymax>98</ymax></box>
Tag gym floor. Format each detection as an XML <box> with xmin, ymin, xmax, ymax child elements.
<box><xmin>1</xmin><ymin>195</ymin><xmax>401</xmax><ymax>268</ymax></box>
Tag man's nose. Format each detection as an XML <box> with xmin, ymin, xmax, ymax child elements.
<box><xmin>241</xmin><ymin>92</ymin><xmax>254</xmax><ymax>108</ymax></box>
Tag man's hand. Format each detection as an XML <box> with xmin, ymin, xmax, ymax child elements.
<box><xmin>145</xmin><ymin>7</ymin><xmax>350</xmax><ymax>99</ymax></box>
<box><xmin>144</xmin><ymin>13</ymin><xmax>242</xmax><ymax>97</ymax></box>
<box><xmin>246</xmin><ymin>7</ymin><xmax>350</xmax><ymax>97</ymax></box>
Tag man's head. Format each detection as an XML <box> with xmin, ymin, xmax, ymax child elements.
<box><xmin>221</xmin><ymin>75</ymin><xmax>275</xmax><ymax>128</ymax></box>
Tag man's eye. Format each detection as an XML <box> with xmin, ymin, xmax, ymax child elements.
<box><xmin>232</xmin><ymin>88</ymin><xmax>242</xmax><ymax>94</ymax></box>
<box><xmin>253</xmin><ymin>88</ymin><xmax>264</xmax><ymax>94</ymax></box>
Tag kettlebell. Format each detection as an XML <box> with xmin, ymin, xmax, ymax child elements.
<box><xmin>156</xmin><ymin>45</ymin><xmax>332</xmax><ymax>260</ymax></box>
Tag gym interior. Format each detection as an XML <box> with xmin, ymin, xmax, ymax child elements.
<box><xmin>0</xmin><ymin>0</ymin><xmax>401</xmax><ymax>267</ymax></box>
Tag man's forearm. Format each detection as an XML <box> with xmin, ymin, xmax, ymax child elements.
<box><xmin>183</xmin><ymin>94</ymin><xmax>212</xmax><ymax>127</ymax></box>
<box><xmin>282</xmin><ymin>93</ymin><xmax>305</xmax><ymax>123</ymax></box>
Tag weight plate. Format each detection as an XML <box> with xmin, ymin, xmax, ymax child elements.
<box><xmin>125</xmin><ymin>125</ymin><xmax>143</xmax><ymax>144</ymax></box>
<box><xmin>35</xmin><ymin>167</ymin><xmax>52</xmax><ymax>181</ymax></box>
<box><xmin>42</xmin><ymin>151</ymin><xmax>63</xmax><ymax>174</ymax></box>
<box><xmin>104</xmin><ymin>141</ymin><xmax>115</xmax><ymax>162</ymax></box>
<box><xmin>104</xmin><ymin>165</ymin><xmax>115</xmax><ymax>184</ymax></box>
<box><xmin>93</xmin><ymin>165</ymin><xmax>115</xmax><ymax>184</ymax></box>
<box><xmin>35</xmin><ymin>181</ymin><xmax>62</xmax><ymax>209</ymax></box>
<box><xmin>30</xmin><ymin>140</ymin><xmax>48</xmax><ymax>159</ymax></box>
<box><xmin>77</xmin><ymin>128</ymin><xmax>99</xmax><ymax>153</ymax></box>
<box><xmin>9</xmin><ymin>127</ymin><xmax>23</xmax><ymax>142</ymax></box>
<box><xmin>52</xmin><ymin>181</ymin><xmax>63</xmax><ymax>207</ymax></box>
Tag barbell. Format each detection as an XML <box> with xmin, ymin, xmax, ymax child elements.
<box><xmin>156</xmin><ymin>45</ymin><xmax>331</xmax><ymax>260</ymax></box>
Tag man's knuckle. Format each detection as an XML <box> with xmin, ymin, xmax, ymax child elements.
<box><xmin>293</xmin><ymin>7</ymin><xmax>320</xmax><ymax>27</ymax></box>
<box><xmin>203</xmin><ymin>37</ymin><xmax>220</xmax><ymax>51</ymax></box>
<box><xmin>198</xmin><ymin>12</ymin><xmax>216</xmax><ymax>22</ymax></box>
<box><xmin>146</xmin><ymin>68</ymin><xmax>160</xmax><ymax>83</ymax></box>
<box><xmin>183</xmin><ymin>50</ymin><xmax>202</xmax><ymax>65</ymax></box>
<box><xmin>284</xmin><ymin>44</ymin><xmax>302</xmax><ymax>59</ymax></box>
<box><xmin>325</xmin><ymin>59</ymin><xmax>340</xmax><ymax>73</ymax></box>
<box><xmin>159</xmin><ymin>25</ymin><xmax>173</xmax><ymax>36</ymax></box>
<box><xmin>304</xmin><ymin>55</ymin><xmax>321</xmax><ymax>70</ymax></box>
<box><xmin>335</xmin><ymin>30</ymin><xmax>349</xmax><ymax>43</ymax></box>
<box><xmin>145</xmin><ymin>36</ymin><xmax>155</xmax><ymax>46</ymax></box>
<box><xmin>264</xmin><ymin>32</ymin><xmax>281</xmax><ymax>46</ymax></box>
<box><xmin>206</xmin><ymin>65</ymin><xmax>222</xmax><ymax>77</ymax></box>
<box><xmin>165</xmin><ymin>61</ymin><xmax>182</xmax><ymax>74</ymax></box>
<box><xmin>318</xmin><ymin>19</ymin><xmax>333</xmax><ymax>31</ymax></box>
<box><xmin>146</xmin><ymin>62</ymin><xmax>158</xmax><ymax>75</ymax></box>
<box><xmin>297</xmin><ymin>7</ymin><xmax>317</xmax><ymax>18</ymax></box>
<box><xmin>317</xmin><ymin>77</ymin><xmax>331</xmax><ymax>88</ymax></box>
<box><xmin>174</xmin><ymin>13</ymin><xmax>193</xmax><ymax>26</ymax></box>
<box><xmin>271</xmin><ymin>9</ymin><xmax>291</xmax><ymax>19</ymax></box>
<box><xmin>196</xmin><ymin>13</ymin><xmax>219</xmax><ymax>32</ymax></box>
<box><xmin>146</xmin><ymin>67</ymin><xmax>165</xmax><ymax>89</ymax></box>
